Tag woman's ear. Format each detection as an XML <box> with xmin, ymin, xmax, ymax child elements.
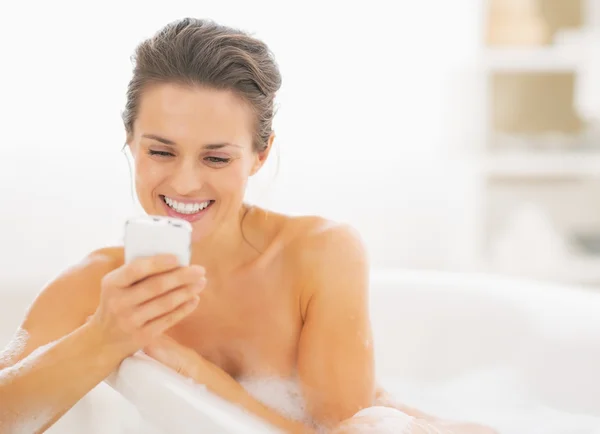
<box><xmin>250</xmin><ymin>132</ymin><xmax>275</xmax><ymax>176</ymax></box>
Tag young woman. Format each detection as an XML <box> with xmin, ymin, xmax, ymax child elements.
<box><xmin>0</xmin><ymin>18</ymin><xmax>496</xmax><ymax>434</ymax></box>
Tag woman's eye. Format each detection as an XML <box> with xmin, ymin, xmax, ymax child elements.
<box><xmin>205</xmin><ymin>156</ymin><xmax>231</xmax><ymax>165</ymax></box>
<box><xmin>148</xmin><ymin>150</ymin><xmax>174</xmax><ymax>157</ymax></box>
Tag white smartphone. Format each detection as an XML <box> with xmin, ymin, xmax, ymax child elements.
<box><xmin>124</xmin><ymin>215</ymin><xmax>193</xmax><ymax>266</ymax></box>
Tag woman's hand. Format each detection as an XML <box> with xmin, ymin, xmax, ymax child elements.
<box><xmin>143</xmin><ymin>335</ymin><xmax>233</xmax><ymax>387</ymax></box>
<box><xmin>143</xmin><ymin>334</ymin><xmax>204</xmax><ymax>379</ymax></box>
<box><xmin>88</xmin><ymin>254</ymin><xmax>206</xmax><ymax>358</ymax></box>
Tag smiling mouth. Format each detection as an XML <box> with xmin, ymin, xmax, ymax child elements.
<box><xmin>160</xmin><ymin>195</ymin><xmax>215</xmax><ymax>215</ymax></box>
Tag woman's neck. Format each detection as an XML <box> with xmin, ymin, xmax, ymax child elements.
<box><xmin>190</xmin><ymin>204</ymin><xmax>254</xmax><ymax>275</ymax></box>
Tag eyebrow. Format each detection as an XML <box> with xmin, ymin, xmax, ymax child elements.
<box><xmin>142</xmin><ymin>134</ymin><xmax>241</xmax><ymax>149</ymax></box>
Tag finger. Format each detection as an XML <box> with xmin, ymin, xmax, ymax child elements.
<box><xmin>109</xmin><ymin>254</ymin><xmax>181</xmax><ymax>287</ymax></box>
<box><xmin>143</xmin><ymin>295</ymin><xmax>200</xmax><ymax>337</ymax></box>
<box><xmin>131</xmin><ymin>284</ymin><xmax>202</xmax><ymax>326</ymax></box>
<box><xmin>126</xmin><ymin>266</ymin><xmax>205</xmax><ymax>306</ymax></box>
<box><xmin>143</xmin><ymin>339</ymin><xmax>178</xmax><ymax>368</ymax></box>
<box><xmin>143</xmin><ymin>337</ymin><xmax>199</xmax><ymax>377</ymax></box>
<box><xmin>144</xmin><ymin>335</ymin><xmax>186</xmax><ymax>363</ymax></box>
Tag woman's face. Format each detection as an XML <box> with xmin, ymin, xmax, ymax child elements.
<box><xmin>127</xmin><ymin>83</ymin><xmax>268</xmax><ymax>241</ymax></box>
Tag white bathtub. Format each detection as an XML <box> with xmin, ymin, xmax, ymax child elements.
<box><xmin>2</xmin><ymin>270</ymin><xmax>600</xmax><ymax>433</ymax></box>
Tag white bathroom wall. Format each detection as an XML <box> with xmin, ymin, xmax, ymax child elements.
<box><xmin>0</xmin><ymin>0</ymin><xmax>483</xmax><ymax>291</ymax></box>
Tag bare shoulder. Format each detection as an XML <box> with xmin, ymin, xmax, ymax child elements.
<box><xmin>241</xmin><ymin>206</ymin><xmax>369</xmax><ymax>300</ymax></box>
<box><xmin>250</xmin><ymin>207</ymin><xmax>368</xmax><ymax>279</ymax></box>
<box><xmin>283</xmin><ymin>215</ymin><xmax>368</xmax><ymax>266</ymax></box>
<box><xmin>9</xmin><ymin>247</ymin><xmax>125</xmax><ymax>362</ymax></box>
<box><xmin>25</xmin><ymin>246</ymin><xmax>124</xmax><ymax>321</ymax></box>
<box><xmin>278</xmin><ymin>215</ymin><xmax>369</xmax><ymax>307</ymax></box>
<box><xmin>74</xmin><ymin>246</ymin><xmax>124</xmax><ymax>277</ymax></box>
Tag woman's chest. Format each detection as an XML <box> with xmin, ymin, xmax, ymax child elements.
<box><xmin>167</xmin><ymin>272</ymin><xmax>303</xmax><ymax>377</ymax></box>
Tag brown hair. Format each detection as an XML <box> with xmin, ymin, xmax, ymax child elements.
<box><xmin>122</xmin><ymin>18</ymin><xmax>282</xmax><ymax>152</ymax></box>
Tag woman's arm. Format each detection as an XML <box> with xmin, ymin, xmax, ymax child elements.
<box><xmin>0</xmin><ymin>321</ymin><xmax>127</xmax><ymax>433</ymax></box>
<box><xmin>1</xmin><ymin>248</ymin><xmax>203</xmax><ymax>433</ymax></box>
<box><xmin>295</xmin><ymin>223</ymin><xmax>375</xmax><ymax>429</ymax></box>
<box><xmin>293</xmin><ymin>223</ymin><xmax>499</xmax><ymax>434</ymax></box>
<box><xmin>0</xmin><ymin>250</ymin><xmax>122</xmax><ymax>433</ymax></box>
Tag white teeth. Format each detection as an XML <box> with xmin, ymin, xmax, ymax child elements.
<box><xmin>163</xmin><ymin>196</ymin><xmax>211</xmax><ymax>214</ymax></box>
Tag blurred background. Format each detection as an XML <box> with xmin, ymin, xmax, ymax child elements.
<box><xmin>1</xmin><ymin>0</ymin><xmax>600</xmax><ymax>294</ymax></box>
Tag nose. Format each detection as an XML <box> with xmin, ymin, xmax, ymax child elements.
<box><xmin>170</xmin><ymin>159</ymin><xmax>204</xmax><ymax>196</ymax></box>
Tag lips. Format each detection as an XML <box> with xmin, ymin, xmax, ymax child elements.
<box><xmin>162</xmin><ymin>195</ymin><xmax>212</xmax><ymax>214</ymax></box>
<box><xmin>160</xmin><ymin>195</ymin><xmax>215</xmax><ymax>222</ymax></box>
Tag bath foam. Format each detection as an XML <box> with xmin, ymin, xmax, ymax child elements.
<box><xmin>0</xmin><ymin>339</ymin><xmax>59</xmax><ymax>434</ymax></box>
<box><xmin>238</xmin><ymin>378</ymin><xmax>431</xmax><ymax>433</ymax></box>
<box><xmin>6</xmin><ymin>409</ymin><xmax>55</xmax><ymax>434</ymax></box>
<box><xmin>0</xmin><ymin>327</ymin><xmax>29</xmax><ymax>368</ymax></box>
<box><xmin>333</xmin><ymin>406</ymin><xmax>432</xmax><ymax>434</ymax></box>
<box><xmin>237</xmin><ymin>377</ymin><xmax>309</xmax><ymax>425</ymax></box>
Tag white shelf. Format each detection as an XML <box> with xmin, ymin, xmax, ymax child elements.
<box><xmin>466</xmin><ymin>2</ymin><xmax>600</xmax><ymax>287</ymax></box>
<box><xmin>482</xmin><ymin>152</ymin><xmax>600</xmax><ymax>178</ymax></box>
<box><xmin>482</xmin><ymin>46</ymin><xmax>583</xmax><ymax>72</ymax></box>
